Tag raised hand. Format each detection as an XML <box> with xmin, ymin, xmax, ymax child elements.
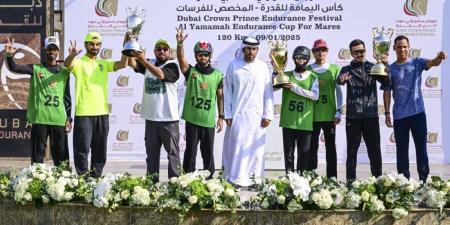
<box><xmin>339</xmin><ymin>71</ymin><xmax>351</xmax><ymax>83</ymax></box>
<box><xmin>437</xmin><ymin>51</ymin><xmax>447</xmax><ymax>60</ymax></box>
<box><xmin>68</xmin><ymin>40</ymin><xmax>82</xmax><ymax>57</ymax></box>
<box><xmin>4</xmin><ymin>37</ymin><xmax>16</xmax><ymax>56</ymax></box>
<box><xmin>175</xmin><ymin>25</ymin><xmax>188</xmax><ymax>45</ymax></box>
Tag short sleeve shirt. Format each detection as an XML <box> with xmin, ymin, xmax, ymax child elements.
<box><xmin>381</xmin><ymin>58</ymin><xmax>428</xmax><ymax>120</ymax></box>
<box><xmin>71</xmin><ymin>55</ymin><xmax>115</xmax><ymax>116</ymax></box>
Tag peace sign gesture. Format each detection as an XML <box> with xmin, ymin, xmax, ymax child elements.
<box><xmin>175</xmin><ymin>25</ymin><xmax>188</xmax><ymax>45</ymax></box>
<box><xmin>4</xmin><ymin>37</ymin><xmax>16</xmax><ymax>56</ymax></box>
<box><xmin>68</xmin><ymin>40</ymin><xmax>82</xmax><ymax>57</ymax></box>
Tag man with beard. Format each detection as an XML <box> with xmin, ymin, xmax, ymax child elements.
<box><xmin>337</xmin><ymin>39</ymin><xmax>389</xmax><ymax>183</ymax></box>
<box><xmin>64</xmin><ymin>32</ymin><xmax>128</xmax><ymax>177</ymax></box>
<box><xmin>307</xmin><ymin>39</ymin><xmax>342</xmax><ymax>179</ymax></box>
<box><xmin>127</xmin><ymin>38</ymin><xmax>181</xmax><ymax>182</ymax></box>
<box><xmin>382</xmin><ymin>35</ymin><xmax>447</xmax><ymax>182</ymax></box>
<box><xmin>4</xmin><ymin>36</ymin><xmax>72</xmax><ymax>166</ymax></box>
<box><xmin>277</xmin><ymin>46</ymin><xmax>319</xmax><ymax>174</ymax></box>
<box><xmin>175</xmin><ymin>27</ymin><xmax>224</xmax><ymax>178</ymax></box>
<box><xmin>223</xmin><ymin>37</ymin><xmax>274</xmax><ymax>188</ymax></box>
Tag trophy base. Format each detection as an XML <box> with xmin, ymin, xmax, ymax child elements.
<box><xmin>122</xmin><ymin>49</ymin><xmax>142</xmax><ymax>57</ymax></box>
<box><xmin>370</xmin><ymin>63</ymin><xmax>388</xmax><ymax>76</ymax></box>
<box><xmin>273</xmin><ymin>74</ymin><xmax>291</xmax><ymax>88</ymax></box>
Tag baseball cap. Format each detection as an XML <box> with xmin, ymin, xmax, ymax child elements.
<box><xmin>44</xmin><ymin>36</ymin><xmax>60</xmax><ymax>49</ymax></box>
<box><xmin>84</xmin><ymin>32</ymin><xmax>102</xmax><ymax>43</ymax></box>
<box><xmin>312</xmin><ymin>39</ymin><xmax>328</xmax><ymax>50</ymax></box>
<box><xmin>154</xmin><ymin>39</ymin><xmax>171</xmax><ymax>48</ymax></box>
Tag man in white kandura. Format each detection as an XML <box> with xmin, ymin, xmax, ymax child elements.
<box><xmin>222</xmin><ymin>37</ymin><xmax>274</xmax><ymax>188</ymax></box>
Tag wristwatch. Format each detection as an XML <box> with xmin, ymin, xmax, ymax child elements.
<box><xmin>336</xmin><ymin>109</ymin><xmax>342</xmax><ymax>113</ymax></box>
<box><xmin>218</xmin><ymin>115</ymin><xmax>225</xmax><ymax>119</ymax></box>
<box><xmin>384</xmin><ymin>112</ymin><xmax>390</xmax><ymax>116</ymax></box>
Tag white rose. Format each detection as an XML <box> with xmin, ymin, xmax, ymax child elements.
<box><xmin>188</xmin><ymin>195</ymin><xmax>198</xmax><ymax>205</ymax></box>
<box><xmin>260</xmin><ymin>199</ymin><xmax>270</xmax><ymax>209</ymax></box>
<box><xmin>383</xmin><ymin>178</ymin><xmax>393</xmax><ymax>187</ymax></box>
<box><xmin>224</xmin><ymin>189</ymin><xmax>235</xmax><ymax>197</ymax></box>
<box><xmin>37</xmin><ymin>174</ymin><xmax>46</xmax><ymax>181</ymax></box>
<box><xmin>24</xmin><ymin>192</ymin><xmax>32</xmax><ymax>201</ymax></box>
<box><xmin>406</xmin><ymin>184</ymin><xmax>415</xmax><ymax>193</ymax></box>
<box><xmin>180</xmin><ymin>180</ymin><xmax>188</xmax><ymax>188</ymax></box>
<box><xmin>361</xmin><ymin>191</ymin><xmax>370</xmax><ymax>202</ymax></box>
<box><xmin>42</xmin><ymin>195</ymin><xmax>50</xmax><ymax>204</ymax></box>
<box><xmin>392</xmin><ymin>207</ymin><xmax>408</xmax><ymax>219</ymax></box>
<box><xmin>277</xmin><ymin>195</ymin><xmax>286</xmax><ymax>204</ymax></box>
<box><xmin>61</xmin><ymin>171</ymin><xmax>71</xmax><ymax>178</ymax></box>
<box><xmin>121</xmin><ymin>190</ymin><xmax>130</xmax><ymax>199</ymax></box>
<box><xmin>170</xmin><ymin>177</ymin><xmax>177</xmax><ymax>184</ymax></box>
<box><xmin>352</xmin><ymin>181</ymin><xmax>361</xmax><ymax>189</ymax></box>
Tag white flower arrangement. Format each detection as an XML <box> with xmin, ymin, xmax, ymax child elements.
<box><xmin>417</xmin><ymin>176</ymin><xmax>450</xmax><ymax>211</ymax></box>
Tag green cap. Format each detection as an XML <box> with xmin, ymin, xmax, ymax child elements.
<box><xmin>154</xmin><ymin>39</ymin><xmax>171</xmax><ymax>48</ymax></box>
<box><xmin>84</xmin><ymin>32</ymin><xmax>102</xmax><ymax>43</ymax></box>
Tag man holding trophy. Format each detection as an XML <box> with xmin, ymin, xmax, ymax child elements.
<box><xmin>337</xmin><ymin>36</ymin><xmax>390</xmax><ymax>183</ymax></box>
<box><xmin>382</xmin><ymin>35</ymin><xmax>447</xmax><ymax>182</ymax></box>
<box><xmin>222</xmin><ymin>37</ymin><xmax>273</xmax><ymax>188</ymax></box>
<box><xmin>274</xmin><ymin>45</ymin><xmax>319</xmax><ymax>174</ymax></box>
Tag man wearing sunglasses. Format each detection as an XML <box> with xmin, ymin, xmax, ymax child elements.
<box><xmin>175</xmin><ymin>27</ymin><xmax>224</xmax><ymax>179</ymax></box>
<box><xmin>382</xmin><ymin>35</ymin><xmax>447</xmax><ymax>182</ymax></box>
<box><xmin>128</xmin><ymin>38</ymin><xmax>181</xmax><ymax>183</ymax></box>
<box><xmin>337</xmin><ymin>39</ymin><xmax>390</xmax><ymax>183</ymax></box>
<box><xmin>307</xmin><ymin>39</ymin><xmax>343</xmax><ymax>179</ymax></box>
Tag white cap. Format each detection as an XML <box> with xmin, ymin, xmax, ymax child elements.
<box><xmin>44</xmin><ymin>36</ymin><xmax>60</xmax><ymax>49</ymax></box>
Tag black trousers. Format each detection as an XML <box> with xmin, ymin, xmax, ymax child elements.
<box><xmin>31</xmin><ymin>124</ymin><xmax>68</xmax><ymax>166</ymax></box>
<box><xmin>73</xmin><ymin>115</ymin><xmax>109</xmax><ymax>177</ymax></box>
<box><xmin>346</xmin><ymin>118</ymin><xmax>382</xmax><ymax>182</ymax></box>
<box><xmin>145</xmin><ymin>120</ymin><xmax>181</xmax><ymax>183</ymax></box>
<box><xmin>183</xmin><ymin>122</ymin><xmax>215</xmax><ymax>178</ymax></box>
<box><xmin>282</xmin><ymin>128</ymin><xmax>312</xmax><ymax>174</ymax></box>
<box><xmin>309</xmin><ymin>121</ymin><xmax>337</xmax><ymax>178</ymax></box>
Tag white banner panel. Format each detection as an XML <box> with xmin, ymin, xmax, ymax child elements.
<box><xmin>65</xmin><ymin>0</ymin><xmax>449</xmax><ymax>169</ymax></box>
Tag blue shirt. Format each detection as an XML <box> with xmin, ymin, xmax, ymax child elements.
<box><xmin>381</xmin><ymin>58</ymin><xmax>428</xmax><ymax>120</ymax></box>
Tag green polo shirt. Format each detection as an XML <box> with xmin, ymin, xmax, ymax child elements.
<box><xmin>71</xmin><ymin>55</ymin><xmax>114</xmax><ymax>116</ymax></box>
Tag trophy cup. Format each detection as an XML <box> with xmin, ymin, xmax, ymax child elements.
<box><xmin>269</xmin><ymin>40</ymin><xmax>289</xmax><ymax>88</ymax></box>
<box><xmin>370</xmin><ymin>26</ymin><xmax>394</xmax><ymax>76</ymax></box>
<box><xmin>122</xmin><ymin>7</ymin><xmax>146</xmax><ymax>56</ymax></box>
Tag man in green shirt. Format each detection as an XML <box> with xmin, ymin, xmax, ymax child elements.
<box><xmin>4</xmin><ymin>36</ymin><xmax>72</xmax><ymax>166</ymax></box>
<box><xmin>64</xmin><ymin>32</ymin><xmax>128</xmax><ymax>177</ymax></box>
<box><xmin>176</xmin><ymin>27</ymin><xmax>224</xmax><ymax>178</ymax></box>
<box><xmin>307</xmin><ymin>39</ymin><xmax>343</xmax><ymax>178</ymax></box>
<box><xmin>277</xmin><ymin>46</ymin><xmax>319</xmax><ymax>174</ymax></box>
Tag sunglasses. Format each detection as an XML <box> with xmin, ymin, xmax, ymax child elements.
<box><xmin>352</xmin><ymin>49</ymin><xmax>366</xmax><ymax>55</ymax></box>
<box><xmin>155</xmin><ymin>47</ymin><xmax>169</xmax><ymax>52</ymax></box>
<box><xmin>196</xmin><ymin>53</ymin><xmax>210</xmax><ymax>57</ymax></box>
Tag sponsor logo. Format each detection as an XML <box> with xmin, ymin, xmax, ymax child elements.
<box><xmin>409</xmin><ymin>48</ymin><xmax>421</xmax><ymax>58</ymax></box>
<box><xmin>338</xmin><ymin>48</ymin><xmax>351</xmax><ymax>60</ymax></box>
<box><xmin>404</xmin><ymin>0</ymin><xmax>428</xmax><ymax>17</ymax></box>
<box><xmin>49</xmin><ymin>80</ymin><xmax>57</xmax><ymax>88</ymax></box>
<box><xmin>116</xmin><ymin>75</ymin><xmax>129</xmax><ymax>87</ymax></box>
<box><xmin>132</xmin><ymin>103</ymin><xmax>142</xmax><ymax>114</ymax></box>
<box><xmin>95</xmin><ymin>0</ymin><xmax>118</xmax><ymax>17</ymax></box>
<box><xmin>116</xmin><ymin>130</ymin><xmax>129</xmax><ymax>141</ymax></box>
<box><xmin>100</xmin><ymin>48</ymin><xmax>113</xmax><ymax>59</ymax></box>
<box><xmin>425</xmin><ymin>76</ymin><xmax>438</xmax><ymax>88</ymax></box>
<box><xmin>389</xmin><ymin>132</ymin><xmax>396</xmax><ymax>144</ymax></box>
<box><xmin>427</xmin><ymin>132</ymin><xmax>438</xmax><ymax>144</ymax></box>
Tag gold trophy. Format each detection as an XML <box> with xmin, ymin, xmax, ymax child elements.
<box><xmin>370</xmin><ymin>26</ymin><xmax>393</xmax><ymax>76</ymax></box>
<box><xmin>269</xmin><ymin>40</ymin><xmax>289</xmax><ymax>88</ymax></box>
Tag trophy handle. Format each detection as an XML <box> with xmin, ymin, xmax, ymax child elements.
<box><xmin>387</xmin><ymin>28</ymin><xmax>394</xmax><ymax>39</ymax></box>
<box><xmin>126</xmin><ymin>7</ymin><xmax>132</xmax><ymax>16</ymax></box>
<box><xmin>372</xmin><ymin>27</ymin><xmax>379</xmax><ymax>37</ymax></box>
<box><xmin>140</xmin><ymin>9</ymin><xmax>147</xmax><ymax>18</ymax></box>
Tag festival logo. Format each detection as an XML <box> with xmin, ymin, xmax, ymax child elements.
<box><xmin>116</xmin><ymin>130</ymin><xmax>129</xmax><ymax>141</ymax></box>
<box><xmin>100</xmin><ymin>48</ymin><xmax>113</xmax><ymax>59</ymax></box>
<box><xmin>404</xmin><ymin>0</ymin><xmax>428</xmax><ymax>17</ymax></box>
<box><xmin>116</xmin><ymin>75</ymin><xmax>129</xmax><ymax>87</ymax></box>
<box><xmin>338</xmin><ymin>48</ymin><xmax>351</xmax><ymax>60</ymax></box>
<box><xmin>389</xmin><ymin>132</ymin><xmax>396</xmax><ymax>144</ymax></box>
<box><xmin>425</xmin><ymin>76</ymin><xmax>438</xmax><ymax>88</ymax></box>
<box><xmin>49</xmin><ymin>80</ymin><xmax>58</xmax><ymax>88</ymax></box>
<box><xmin>409</xmin><ymin>48</ymin><xmax>421</xmax><ymax>59</ymax></box>
<box><xmin>427</xmin><ymin>132</ymin><xmax>438</xmax><ymax>144</ymax></box>
<box><xmin>95</xmin><ymin>0</ymin><xmax>118</xmax><ymax>17</ymax></box>
<box><xmin>0</xmin><ymin>34</ymin><xmax>40</xmax><ymax>110</ymax></box>
<box><xmin>132</xmin><ymin>103</ymin><xmax>142</xmax><ymax>114</ymax></box>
